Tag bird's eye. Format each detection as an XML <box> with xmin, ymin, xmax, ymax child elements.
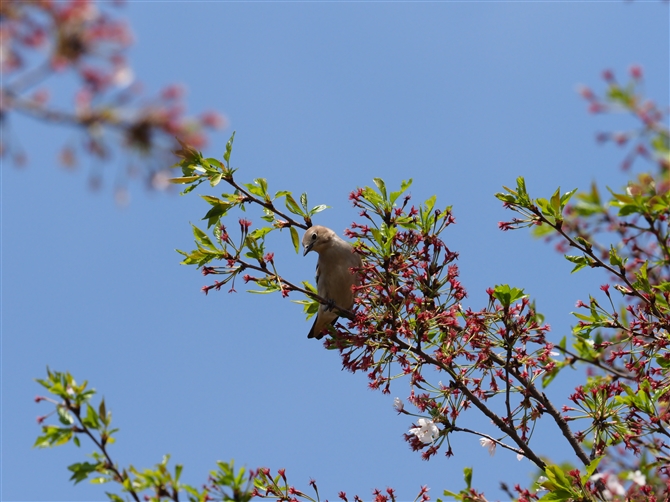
<box><xmin>311</xmin><ymin>233</ymin><xmax>317</xmax><ymax>240</ymax></box>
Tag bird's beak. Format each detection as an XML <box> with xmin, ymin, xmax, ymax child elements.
<box><xmin>303</xmin><ymin>244</ymin><xmax>313</xmax><ymax>256</ymax></box>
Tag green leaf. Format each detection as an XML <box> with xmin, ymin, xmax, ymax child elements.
<box><xmin>543</xmin><ymin>464</ymin><xmax>572</xmax><ymax>491</ymax></box>
<box><xmin>608</xmin><ymin>245</ymin><xmax>624</xmax><ymax>268</ymax></box>
<box><xmin>617</xmin><ymin>204</ymin><xmax>639</xmax><ymax>217</ymax></box>
<box><xmin>205</xmin><ymin>158</ymin><xmax>223</xmax><ymax>169</ymax></box>
<box><xmin>492</xmin><ymin>284</ymin><xmax>526</xmax><ymax>308</ymax></box>
<box><xmin>607</xmin><ymin>187</ymin><xmax>634</xmax><ymax>204</ymax></box>
<box><xmin>362</xmin><ymin>186</ymin><xmax>383</xmax><ymax>206</ymax></box>
<box><xmin>223</xmin><ymin>131</ymin><xmax>236</xmax><ymax>165</ymax></box>
<box><xmin>536</xmin><ymin>198</ymin><xmax>551</xmax><ymax>216</ymax></box>
<box><xmin>564</xmin><ymin>254</ymin><xmax>590</xmax><ymax>273</ymax></box>
<box><xmin>300</xmin><ymin>193</ymin><xmax>309</xmax><ymax>213</ymax></box>
<box><xmin>41</xmin><ymin>425</ymin><xmax>73</xmax><ymax>447</ymax></box>
<box><xmin>607</xmin><ymin>84</ymin><xmax>634</xmax><ymax>107</ymax></box>
<box><xmin>290</xmin><ymin>227</ymin><xmax>300</xmax><ymax>254</ymax></box>
<box><xmin>192</xmin><ymin>224</ymin><xmax>217</xmax><ymax>251</ymax></box>
<box><xmin>463</xmin><ymin>466</ymin><xmax>473</xmax><ymax>489</ymax></box>
<box><xmin>560</xmin><ymin>188</ymin><xmax>578</xmax><ymax>206</ymax></box>
<box><xmin>373</xmin><ymin>178</ymin><xmax>388</xmax><ymax>200</ymax></box>
<box><xmin>203</xmin><ymin>203</ymin><xmax>231</xmax><ymax>228</ymax></box>
<box><xmin>574</xmin><ymin>236</ymin><xmax>591</xmax><ymax>250</ymax></box>
<box><xmin>424</xmin><ymin>195</ymin><xmax>437</xmax><ymax>215</ymax></box>
<box><xmin>180</xmin><ymin>179</ymin><xmax>204</xmax><ymax>196</ymax></box>
<box><xmin>178</xmin><ymin>247</ymin><xmax>220</xmax><ymax>267</ymax></box>
<box><xmin>256</xmin><ymin>178</ymin><xmax>268</xmax><ymax>195</ymax></box>
<box><xmin>68</xmin><ymin>461</ymin><xmax>99</xmax><ymax>485</ymax></box>
<box><xmin>249</xmin><ymin>226</ymin><xmax>273</xmax><ymax>240</ymax></box>
<box><xmin>243</xmin><ymin>182</ymin><xmax>265</xmax><ymax>198</ymax></box>
<box><xmin>57</xmin><ymin>406</ymin><xmax>74</xmax><ymax>426</ymax></box>
<box><xmin>542</xmin><ymin>366</ymin><xmax>560</xmax><ymax>388</ymax></box>
<box><xmin>516</xmin><ymin>177</ymin><xmax>529</xmax><ymax>202</ymax></box>
<box><xmin>99</xmin><ymin>399</ymin><xmax>107</xmax><ymax>423</ymax></box>
<box><xmin>655</xmin><ymin>355</ymin><xmax>670</xmax><ymax>369</ymax></box>
<box><xmin>169</xmin><ymin>176</ymin><xmax>201</xmax><ymax>184</ymax></box>
<box><xmin>531</xmin><ymin>223</ymin><xmax>555</xmax><ymax>238</ymax></box>
<box><xmin>201</xmin><ymin>195</ymin><xmax>221</xmax><ymax>205</ymax></box>
<box><xmin>309</xmin><ymin>204</ymin><xmax>329</xmax><ymax>216</ymax></box>
<box><xmin>285</xmin><ymin>194</ymin><xmax>304</xmax><ymax>217</ymax></box>
<box><xmin>389</xmin><ymin>178</ymin><xmax>412</xmax><ymax>205</ymax></box>
<box><xmin>82</xmin><ymin>404</ymin><xmax>100</xmax><ymax>429</ymax></box>
<box><xmin>584</xmin><ymin>456</ymin><xmax>603</xmax><ymax>479</ymax></box>
<box><xmin>550</xmin><ymin>187</ymin><xmax>561</xmax><ymax>214</ymax></box>
<box><xmin>537</xmin><ymin>490</ymin><xmax>576</xmax><ymax>502</ymax></box>
<box><xmin>495</xmin><ymin>191</ymin><xmax>517</xmax><ymax>204</ymax></box>
<box><xmin>632</xmin><ymin>274</ymin><xmax>652</xmax><ymax>295</ymax></box>
<box><xmin>209</xmin><ymin>172</ymin><xmax>222</xmax><ymax>187</ymax></box>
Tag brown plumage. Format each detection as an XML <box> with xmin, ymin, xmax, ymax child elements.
<box><xmin>302</xmin><ymin>225</ymin><xmax>362</xmax><ymax>339</ymax></box>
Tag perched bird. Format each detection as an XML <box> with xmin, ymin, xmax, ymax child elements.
<box><xmin>302</xmin><ymin>225</ymin><xmax>362</xmax><ymax>339</ymax></box>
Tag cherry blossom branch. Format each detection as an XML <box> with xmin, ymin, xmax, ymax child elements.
<box><xmin>2</xmin><ymin>1</ymin><xmax>223</xmax><ymax>183</ymax></box>
<box><xmin>503</xmin><ymin>317</ymin><xmax>516</xmax><ymax>431</ymax></box>
<box><xmin>204</xmin><ymin>258</ymin><xmax>356</xmax><ymax>321</ymax></box>
<box><xmin>452</xmin><ymin>426</ymin><xmax>525</xmax><ymax>457</ymax></box>
<box><xmin>221</xmin><ymin>175</ymin><xmax>310</xmax><ymax>231</ymax></box>
<box><xmin>67</xmin><ymin>405</ymin><xmax>142</xmax><ymax>502</ymax></box>
<box><xmin>5</xmin><ymin>60</ymin><xmax>54</xmax><ymax>94</ymax></box>
<box><xmin>388</xmin><ymin>334</ymin><xmax>549</xmax><ymax>470</ymax></box>
<box><xmin>5</xmin><ymin>91</ymin><xmax>128</xmax><ymax>129</ymax></box>
<box><xmin>530</xmin><ymin>206</ymin><xmax>670</xmax><ymax>332</ymax></box>
<box><xmin>554</xmin><ymin>345</ymin><xmax>634</xmax><ymax>381</ymax></box>
<box><xmin>484</xmin><ymin>350</ymin><xmax>592</xmax><ymax>467</ymax></box>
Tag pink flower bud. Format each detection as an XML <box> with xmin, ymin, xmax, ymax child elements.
<box><xmin>629</xmin><ymin>64</ymin><xmax>643</xmax><ymax>80</ymax></box>
<box><xmin>577</xmin><ymin>85</ymin><xmax>594</xmax><ymax>100</ymax></box>
<box><xmin>161</xmin><ymin>85</ymin><xmax>184</xmax><ymax>101</ymax></box>
<box><xmin>588</xmin><ymin>102</ymin><xmax>603</xmax><ymax>114</ymax></box>
<box><xmin>200</xmin><ymin>111</ymin><xmax>226</xmax><ymax>129</ymax></box>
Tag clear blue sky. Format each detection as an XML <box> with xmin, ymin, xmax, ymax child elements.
<box><xmin>3</xmin><ymin>2</ymin><xmax>668</xmax><ymax>501</ymax></box>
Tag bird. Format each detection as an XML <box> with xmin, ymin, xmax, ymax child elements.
<box><xmin>302</xmin><ymin>225</ymin><xmax>362</xmax><ymax>339</ymax></box>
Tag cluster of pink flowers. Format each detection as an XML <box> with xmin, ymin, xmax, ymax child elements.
<box><xmin>1</xmin><ymin>0</ymin><xmax>224</xmax><ymax>191</ymax></box>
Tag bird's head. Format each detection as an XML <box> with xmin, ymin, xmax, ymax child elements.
<box><xmin>302</xmin><ymin>225</ymin><xmax>334</xmax><ymax>256</ymax></box>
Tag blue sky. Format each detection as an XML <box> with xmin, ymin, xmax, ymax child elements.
<box><xmin>2</xmin><ymin>1</ymin><xmax>669</xmax><ymax>501</ymax></box>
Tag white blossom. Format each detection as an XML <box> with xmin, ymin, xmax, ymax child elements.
<box><xmin>393</xmin><ymin>397</ymin><xmax>404</xmax><ymax>412</ymax></box>
<box><xmin>408</xmin><ymin>418</ymin><xmax>439</xmax><ymax>444</ymax></box>
<box><xmin>516</xmin><ymin>453</ymin><xmax>524</xmax><ymax>461</ymax></box>
<box><xmin>535</xmin><ymin>476</ymin><xmax>548</xmax><ymax>492</ymax></box>
<box><xmin>627</xmin><ymin>470</ymin><xmax>646</xmax><ymax>486</ymax></box>
<box><xmin>591</xmin><ymin>473</ymin><xmax>625</xmax><ymax>500</ymax></box>
<box><xmin>112</xmin><ymin>66</ymin><xmax>135</xmax><ymax>88</ymax></box>
<box><xmin>479</xmin><ymin>437</ymin><xmax>496</xmax><ymax>456</ymax></box>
